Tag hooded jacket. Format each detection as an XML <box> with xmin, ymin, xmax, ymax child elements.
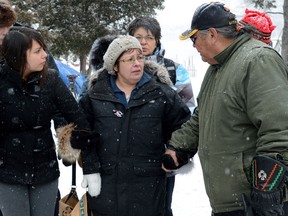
<box><xmin>78</xmin><ymin>61</ymin><xmax>191</xmax><ymax>215</ymax></box>
<box><xmin>0</xmin><ymin>64</ymin><xmax>89</xmax><ymax>185</ymax></box>
<box><xmin>79</xmin><ymin>35</ymin><xmax>118</xmax><ymax>99</ymax></box>
<box><xmin>169</xmin><ymin>34</ymin><xmax>288</xmax><ymax>213</ymax></box>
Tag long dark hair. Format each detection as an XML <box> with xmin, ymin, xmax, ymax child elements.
<box><xmin>2</xmin><ymin>26</ymin><xmax>48</xmax><ymax>81</ymax></box>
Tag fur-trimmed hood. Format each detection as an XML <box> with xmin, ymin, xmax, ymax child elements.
<box><xmin>89</xmin><ymin>35</ymin><xmax>118</xmax><ymax>71</ymax></box>
<box><xmin>87</xmin><ymin>60</ymin><xmax>173</xmax><ymax>91</ymax></box>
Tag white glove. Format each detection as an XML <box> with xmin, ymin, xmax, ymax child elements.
<box><xmin>81</xmin><ymin>173</ymin><xmax>101</xmax><ymax>197</ymax></box>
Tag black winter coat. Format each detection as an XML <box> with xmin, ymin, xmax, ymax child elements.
<box><xmin>79</xmin><ymin>63</ymin><xmax>191</xmax><ymax>216</ymax></box>
<box><xmin>0</xmin><ymin>64</ymin><xmax>88</xmax><ymax>185</ymax></box>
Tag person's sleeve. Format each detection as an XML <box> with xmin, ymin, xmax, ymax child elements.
<box><xmin>244</xmin><ymin>48</ymin><xmax>288</xmax><ymax>161</ymax></box>
<box><xmin>52</xmin><ymin>106</ymin><xmax>68</xmax><ymax>130</ymax></box>
<box><xmin>174</xmin><ymin>64</ymin><xmax>196</xmax><ymax>113</ymax></box>
<box><xmin>52</xmin><ymin>72</ymin><xmax>88</xmax><ymax>128</ymax></box>
<box><xmin>169</xmin><ymin>107</ymin><xmax>199</xmax><ymax>153</ymax></box>
<box><xmin>78</xmin><ymin>76</ymin><xmax>89</xmax><ymax>101</ymax></box>
<box><xmin>78</xmin><ymin>94</ymin><xmax>101</xmax><ymax>175</ymax></box>
<box><xmin>163</xmin><ymin>86</ymin><xmax>191</xmax><ymax>137</ymax></box>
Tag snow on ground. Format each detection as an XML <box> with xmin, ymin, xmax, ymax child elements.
<box><xmin>172</xmin><ymin>154</ymin><xmax>211</xmax><ymax>216</ymax></box>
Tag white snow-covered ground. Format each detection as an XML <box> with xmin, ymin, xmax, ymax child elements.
<box><xmin>171</xmin><ymin>155</ymin><xmax>211</xmax><ymax>216</ymax></box>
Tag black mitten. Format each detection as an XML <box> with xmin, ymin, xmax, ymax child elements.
<box><xmin>250</xmin><ymin>155</ymin><xmax>287</xmax><ymax>216</ymax></box>
<box><xmin>162</xmin><ymin>146</ymin><xmax>197</xmax><ymax>170</ymax></box>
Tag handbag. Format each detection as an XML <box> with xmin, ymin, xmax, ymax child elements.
<box><xmin>70</xmin><ymin>193</ymin><xmax>88</xmax><ymax>216</ymax></box>
<box><xmin>59</xmin><ymin>163</ymin><xmax>90</xmax><ymax>216</ymax></box>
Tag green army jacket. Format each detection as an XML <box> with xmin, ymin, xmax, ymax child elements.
<box><xmin>170</xmin><ymin>34</ymin><xmax>288</xmax><ymax>213</ymax></box>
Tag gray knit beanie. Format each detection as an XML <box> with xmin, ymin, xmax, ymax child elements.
<box><xmin>103</xmin><ymin>35</ymin><xmax>142</xmax><ymax>75</ymax></box>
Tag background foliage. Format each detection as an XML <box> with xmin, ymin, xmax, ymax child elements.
<box><xmin>10</xmin><ymin>0</ymin><xmax>288</xmax><ymax>73</ymax></box>
<box><xmin>10</xmin><ymin>0</ymin><xmax>164</xmax><ymax>75</ymax></box>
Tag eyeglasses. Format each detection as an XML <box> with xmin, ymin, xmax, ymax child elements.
<box><xmin>190</xmin><ymin>29</ymin><xmax>209</xmax><ymax>44</ymax></box>
<box><xmin>190</xmin><ymin>36</ymin><xmax>197</xmax><ymax>44</ymax></box>
<box><xmin>118</xmin><ymin>55</ymin><xmax>145</xmax><ymax>64</ymax></box>
<box><xmin>135</xmin><ymin>35</ymin><xmax>155</xmax><ymax>42</ymax></box>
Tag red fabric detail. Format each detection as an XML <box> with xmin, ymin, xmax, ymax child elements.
<box><xmin>241</xmin><ymin>8</ymin><xmax>276</xmax><ymax>34</ymax></box>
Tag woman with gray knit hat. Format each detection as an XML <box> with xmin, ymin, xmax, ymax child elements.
<box><xmin>75</xmin><ymin>35</ymin><xmax>191</xmax><ymax>215</ymax></box>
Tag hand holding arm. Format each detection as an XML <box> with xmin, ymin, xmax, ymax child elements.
<box><xmin>162</xmin><ymin>148</ymin><xmax>179</xmax><ymax>172</ymax></box>
<box><xmin>162</xmin><ymin>145</ymin><xmax>197</xmax><ymax>171</ymax></box>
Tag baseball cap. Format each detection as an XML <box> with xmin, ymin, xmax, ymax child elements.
<box><xmin>179</xmin><ymin>2</ymin><xmax>238</xmax><ymax>40</ymax></box>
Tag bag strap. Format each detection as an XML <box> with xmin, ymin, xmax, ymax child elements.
<box><xmin>72</xmin><ymin>162</ymin><xmax>76</xmax><ymax>187</ymax></box>
<box><xmin>64</xmin><ymin>162</ymin><xmax>77</xmax><ymax>202</ymax></box>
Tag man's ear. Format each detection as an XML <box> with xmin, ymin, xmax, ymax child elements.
<box><xmin>208</xmin><ymin>28</ymin><xmax>218</xmax><ymax>41</ymax></box>
<box><xmin>206</xmin><ymin>28</ymin><xmax>221</xmax><ymax>47</ymax></box>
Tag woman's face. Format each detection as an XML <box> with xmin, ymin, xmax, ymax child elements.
<box><xmin>133</xmin><ymin>27</ymin><xmax>157</xmax><ymax>56</ymax></box>
<box><xmin>114</xmin><ymin>49</ymin><xmax>144</xmax><ymax>86</ymax></box>
<box><xmin>23</xmin><ymin>40</ymin><xmax>47</xmax><ymax>79</ymax></box>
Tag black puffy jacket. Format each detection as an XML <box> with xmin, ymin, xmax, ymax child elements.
<box><xmin>0</xmin><ymin>64</ymin><xmax>89</xmax><ymax>185</ymax></box>
<box><xmin>79</xmin><ymin>61</ymin><xmax>191</xmax><ymax>216</ymax></box>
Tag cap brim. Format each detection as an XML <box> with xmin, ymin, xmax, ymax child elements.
<box><xmin>179</xmin><ymin>29</ymin><xmax>198</xmax><ymax>40</ymax></box>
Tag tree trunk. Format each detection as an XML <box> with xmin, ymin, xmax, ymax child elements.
<box><xmin>79</xmin><ymin>54</ymin><xmax>87</xmax><ymax>76</ymax></box>
<box><xmin>282</xmin><ymin>0</ymin><xmax>288</xmax><ymax>65</ymax></box>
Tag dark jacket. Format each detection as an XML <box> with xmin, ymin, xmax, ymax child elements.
<box><xmin>79</xmin><ymin>61</ymin><xmax>191</xmax><ymax>216</ymax></box>
<box><xmin>0</xmin><ymin>64</ymin><xmax>89</xmax><ymax>185</ymax></box>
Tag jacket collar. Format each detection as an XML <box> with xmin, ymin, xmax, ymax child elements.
<box><xmin>0</xmin><ymin>64</ymin><xmax>41</xmax><ymax>96</ymax></box>
<box><xmin>110</xmin><ymin>72</ymin><xmax>151</xmax><ymax>93</ymax></box>
<box><xmin>214</xmin><ymin>34</ymin><xmax>250</xmax><ymax>66</ymax></box>
<box><xmin>88</xmin><ymin>60</ymin><xmax>172</xmax><ymax>91</ymax></box>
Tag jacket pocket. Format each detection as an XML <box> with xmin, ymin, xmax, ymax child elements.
<box><xmin>0</xmin><ymin>148</ymin><xmax>6</xmax><ymax>167</ymax></box>
<box><xmin>133</xmin><ymin>163</ymin><xmax>165</xmax><ymax>177</ymax></box>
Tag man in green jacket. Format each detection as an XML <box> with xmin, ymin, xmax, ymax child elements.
<box><xmin>162</xmin><ymin>2</ymin><xmax>288</xmax><ymax>216</ymax></box>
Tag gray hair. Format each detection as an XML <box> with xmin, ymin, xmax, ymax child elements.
<box><xmin>214</xmin><ymin>26</ymin><xmax>239</xmax><ymax>39</ymax></box>
<box><xmin>199</xmin><ymin>26</ymin><xmax>239</xmax><ymax>39</ymax></box>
